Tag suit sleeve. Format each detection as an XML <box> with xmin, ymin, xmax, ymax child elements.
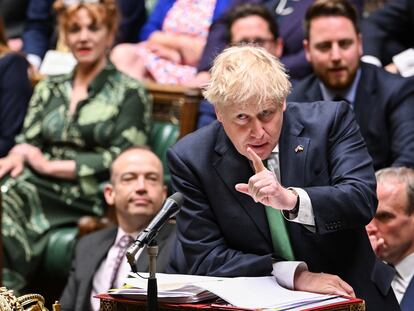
<box><xmin>115</xmin><ymin>0</ymin><xmax>147</xmax><ymax>44</ymax></box>
<box><xmin>166</xmin><ymin>147</ymin><xmax>277</xmax><ymax>277</ymax></box>
<box><xmin>387</xmin><ymin>77</ymin><xmax>414</xmax><ymax>168</ymax></box>
<box><xmin>59</xmin><ymin>243</ymin><xmax>80</xmax><ymax>311</ymax></box>
<box><xmin>0</xmin><ymin>54</ymin><xmax>32</xmax><ymax>157</ymax></box>
<box><xmin>361</xmin><ymin>0</ymin><xmax>411</xmax><ymax>64</ymax></box>
<box><xmin>22</xmin><ymin>0</ymin><xmax>55</xmax><ymax>59</ymax></box>
<box><xmin>303</xmin><ymin>102</ymin><xmax>378</xmax><ymax>235</ymax></box>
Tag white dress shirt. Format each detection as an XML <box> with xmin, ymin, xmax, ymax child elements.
<box><xmin>392</xmin><ymin>252</ymin><xmax>414</xmax><ymax>303</ymax></box>
<box><xmin>90</xmin><ymin>228</ymin><xmax>138</xmax><ymax>311</ymax></box>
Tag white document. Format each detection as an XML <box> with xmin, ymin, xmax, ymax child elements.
<box><xmin>39</xmin><ymin>50</ymin><xmax>77</xmax><ymax>76</ymax></box>
<box><xmin>393</xmin><ymin>48</ymin><xmax>414</xmax><ymax>77</ymax></box>
<box><xmin>109</xmin><ymin>273</ymin><xmax>340</xmax><ymax>310</ymax></box>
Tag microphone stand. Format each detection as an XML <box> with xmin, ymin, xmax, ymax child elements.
<box><xmin>147</xmin><ymin>239</ymin><xmax>159</xmax><ymax>311</ymax></box>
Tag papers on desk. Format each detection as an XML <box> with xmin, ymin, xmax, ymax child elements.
<box><xmin>109</xmin><ymin>273</ymin><xmax>346</xmax><ymax>310</ymax></box>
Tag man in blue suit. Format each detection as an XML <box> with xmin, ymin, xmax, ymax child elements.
<box><xmin>367</xmin><ymin>167</ymin><xmax>414</xmax><ymax>311</ymax></box>
<box><xmin>167</xmin><ymin>45</ymin><xmax>399</xmax><ymax>309</ymax></box>
<box><xmin>361</xmin><ymin>0</ymin><xmax>414</xmax><ymax>75</ymax></box>
<box><xmin>288</xmin><ymin>0</ymin><xmax>414</xmax><ymax>171</ymax></box>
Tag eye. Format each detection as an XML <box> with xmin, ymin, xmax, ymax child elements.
<box><xmin>258</xmin><ymin>109</ymin><xmax>276</xmax><ymax>121</ymax></box>
<box><xmin>237</xmin><ymin>114</ymin><xmax>248</xmax><ymax>120</ymax></box>
<box><xmin>121</xmin><ymin>173</ymin><xmax>136</xmax><ymax>183</ymax></box>
<box><xmin>67</xmin><ymin>24</ymin><xmax>81</xmax><ymax>33</ymax></box>
<box><xmin>315</xmin><ymin>42</ymin><xmax>331</xmax><ymax>52</ymax></box>
<box><xmin>146</xmin><ymin>173</ymin><xmax>160</xmax><ymax>184</ymax></box>
<box><xmin>338</xmin><ymin>39</ymin><xmax>353</xmax><ymax>49</ymax></box>
<box><xmin>88</xmin><ymin>24</ymin><xmax>101</xmax><ymax>32</ymax></box>
<box><xmin>375</xmin><ymin>212</ymin><xmax>395</xmax><ymax>223</ymax></box>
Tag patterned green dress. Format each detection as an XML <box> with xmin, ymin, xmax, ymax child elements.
<box><xmin>1</xmin><ymin>62</ymin><xmax>151</xmax><ymax>292</ymax></box>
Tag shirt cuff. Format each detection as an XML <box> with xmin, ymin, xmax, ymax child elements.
<box><xmin>284</xmin><ymin>187</ymin><xmax>315</xmax><ymax>227</ymax></box>
<box><xmin>27</xmin><ymin>54</ymin><xmax>42</xmax><ymax>69</ymax></box>
<box><xmin>361</xmin><ymin>55</ymin><xmax>382</xmax><ymax>67</ymax></box>
<box><xmin>272</xmin><ymin>261</ymin><xmax>308</xmax><ymax>289</ymax></box>
<box><xmin>392</xmin><ymin>48</ymin><xmax>414</xmax><ymax>77</ymax></box>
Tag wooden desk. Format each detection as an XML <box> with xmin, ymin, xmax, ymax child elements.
<box><xmin>97</xmin><ymin>294</ymin><xmax>365</xmax><ymax>311</ymax></box>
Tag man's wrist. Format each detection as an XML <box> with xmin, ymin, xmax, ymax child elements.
<box><xmin>286</xmin><ymin>187</ymin><xmax>300</xmax><ymax>214</ymax></box>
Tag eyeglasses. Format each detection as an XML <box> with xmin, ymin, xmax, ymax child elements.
<box><xmin>63</xmin><ymin>0</ymin><xmax>100</xmax><ymax>6</ymax></box>
<box><xmin>233</xmin><ymin>38</ymin><xmax>274</xmax><ymax>47</ymax></box>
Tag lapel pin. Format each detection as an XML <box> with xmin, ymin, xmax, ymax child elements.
<box><xmin>295</xmin><ymin>145</ymin><xmax>304</xmax><ymax>153</ymax></box>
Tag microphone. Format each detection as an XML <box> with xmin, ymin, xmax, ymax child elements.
<box><xmin>126</xmin><ymin>192</ymin><xmax>184</xmax><ymax>272</ymax></box>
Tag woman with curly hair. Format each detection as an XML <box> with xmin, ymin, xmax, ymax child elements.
<box><xmin>0</xmin><ymin>0</ymin><xmax>151</xmax><ymax>293</ymax></box>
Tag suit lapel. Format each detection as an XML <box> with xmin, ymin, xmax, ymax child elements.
<box><xmin>304</xmin><ymin>77</ymin><xmax>323</xmax><ymax>102</ymax></box>
<box><xmin>81</xmin><ymin>227</ymin><xmax>117</xmax><ymax>311</ymax></box>
<box><xmin>213</xmin><ymin>127</ymin><xmax>272</xmax><ymax>244</ymax></box>
<box><xmin>279</xmin><ymin>112</ymin><xmax>309</xmax><ymax>187</ymax></box>
<box><xmin>400</xmin><ymin>275</ymin><xmax>414</xmax><ymax>311</ymax></box>
<box><xmin>354</xmin><ymin>64</ymin><xmax>377</xmax><ymax>126</ymax></box>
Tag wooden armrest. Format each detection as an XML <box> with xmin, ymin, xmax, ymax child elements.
<box><xmin>77</xmin><ymin>215</ymin><xmax>115</xmax><ymax>239</ymax></box>
<box><xmin>145</xmin><ymin>82</ymin><xmax>203</xmax><ymax>138</ymax></box>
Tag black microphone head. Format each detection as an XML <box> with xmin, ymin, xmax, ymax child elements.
<box><xmin>169</xmin><ymin>192</ymin><xmax>184</xmax><ymax>207</ymax></box>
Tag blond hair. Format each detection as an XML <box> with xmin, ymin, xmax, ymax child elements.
<box><xmin>203</xmin><ymin>45</ymin><xmax>291</xmax><ymax>109</ymax></box>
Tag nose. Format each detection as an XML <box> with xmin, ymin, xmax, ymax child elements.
<box><xmin>366</xmin><ymin>220</ymin><xmax>378</xmax><ymax>234</ymax></box>
<box><xmin>330</xmin><ymin>43</ymin><xmax>341</xmax><ymax>62</ymax></box>
<box><xmin>134</xmin><ymin>175</ymin><xmax>146</xmax><ymax>193</ymax></box>
<box><xmin>79</xmin><ymin>28</ymin><xmax>90</xmax><ymax>41</ymax></box>
<box><xmin>250</xmin><ymin>118</ymin><xmax>265</xmax><ymax>139</ymax></box>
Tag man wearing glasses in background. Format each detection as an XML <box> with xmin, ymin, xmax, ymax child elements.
<box><xmin>198</xmin><ymin>3</ymin><xmax>283</xmax><ymax>128</ymax></box>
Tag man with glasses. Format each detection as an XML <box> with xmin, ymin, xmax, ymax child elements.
<box><xmin>198</xmin><ymin>3</ymin><xmax>283</xmax><ymax>128</ymax></box>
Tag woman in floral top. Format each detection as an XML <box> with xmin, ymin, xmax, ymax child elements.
<box><xmin>0</xmin><ymin>0</ymin><xmax>151</xmax><ymax>292</ymax></box>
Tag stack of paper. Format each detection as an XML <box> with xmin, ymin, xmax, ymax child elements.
<box><xmin>109</xmin><ymin>273</ymin><xmax>346</xmax><ymax>310</ymax></box>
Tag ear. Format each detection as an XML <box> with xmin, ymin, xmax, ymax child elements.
<box><xmin>274</xmin><ymin>38</ymin><xmax>284</xmax><ymax>58</ymax></box>
<box><xmin>357</xmin><ymin>33</ymin><xmax>363</xmax><ymax>57</ymax></box>
<box><xmin>103</xmin><ymin>183</ymin><xmax>115</xmax><ymax>206</ymax></box>
<box><xmin>303</xmin><ymin>39</ymin><xmax>311</xmax><ymax>63</ymax></box>
<box><xmin>215</xmin><ymin>106</ymin><xmax>223</xmax><ymax>122</ymax></box>
<box><xmin>282</xmin><ymin>99</ymin><xmax>287</xmax><ymax>112</ymax></box>
<box><xmin>162</xmin><ymin>186</ymin><xmax>168</xmax><ymax>202</ymax></box>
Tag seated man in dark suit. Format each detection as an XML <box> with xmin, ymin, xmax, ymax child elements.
<box><xmin>60</xmin><ymin>146</ymin><xmax>176</xmax><ymax>311</ymax></box>
<box><xmin>167</xmin><ymin>45</ymin><xmax>399</xmax><ymax>309</ymax></box>
<box><xmin>288</xmin><ymin>0</ymin><xmax>414</xmax><ymax>171</ymax></box>
<box><xmin>361</xmin><ymin>0</ymin><xmax>414</xmax><ymax>76</ymax></box>
<box><xmin>366</xmin><ymin>167</ymin><xmax>414</xmax><ymax>311</ymax></box>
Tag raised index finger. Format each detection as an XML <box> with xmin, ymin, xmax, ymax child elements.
<box><xmin>247</xmin><ymin>147</ymin><xmax>266</xmax><ymax>173</ymax></box>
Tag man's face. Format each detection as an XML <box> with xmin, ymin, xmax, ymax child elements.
<box><xmin>216</xmin><ymin>100</ymin><xmax>285</xmax><ymax>160</ymax></box>
<box><xmin>367</xmin><ymin>180</ymin><xmax>414</xmax><ymax>265</ymax></box>
<box><xmin>231</xmin><ymin>15</ymin><xmax>283</xmax><ymax>58</ymax></box>
<box><xmin>104</xmin><ymin>149</ymin><xmax>167</xmax><ymax>231</ymax></box>
<box><xmin>304</xmin><ymin>16</ymin><xmax>362</xmax><ymax>90</ymax></box>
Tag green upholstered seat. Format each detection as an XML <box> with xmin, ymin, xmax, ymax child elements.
<box><xmin>42</xmin><ymin>121</ymin><xmax>179</xmax><ymax>279</ymax></box>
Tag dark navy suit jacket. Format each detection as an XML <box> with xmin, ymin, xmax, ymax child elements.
<box><xmin>400</xmin><ymin>275</ymin><xmax>414</xmax><ymax>311</ymax></box>
<box><xmin>0</xmin><ymin>53</ymin><xmax>32</xmax><ymax>157</ymax></box>
<box><xmin>288</xmin><ymin>62</ymin><xmax>414</xmax><ymax>171</ymax></box>
<box><xmin>59</xmin><ymin>223</ymin><xmax>176</xmax><ymax>311</ymax></box>
<box><xmin>167</xmin><ymin>102</ymin><xmax>399</xmax><ymax>310</ymax></box>
<box><xmin>362</xmin><ymin>0</ymin><xmax>414</xmax><ymax>66</ymax></box>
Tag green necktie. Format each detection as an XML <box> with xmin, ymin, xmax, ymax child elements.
<box><xmin>264</xmin><ymin>153</ymin><xmax>295</xmax><ymax>261</ymax></box>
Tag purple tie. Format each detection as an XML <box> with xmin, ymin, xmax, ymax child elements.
<box><xmin>109</xmin><ymin>235</ymin><xmax>134</xmax><ymax>288</ymax></box>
